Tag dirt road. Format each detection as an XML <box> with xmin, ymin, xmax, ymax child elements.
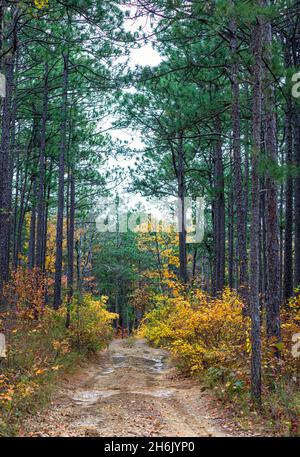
<box><xmin>22</xmin><ymin>338</ymin><xmax>247</xmax><ymax>437</ymax></box>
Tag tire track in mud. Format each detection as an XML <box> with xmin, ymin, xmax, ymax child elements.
<box><xmin>22</xmin><ymin>339</ymin><xmax>250</xmax><ymax>437</ymax></box>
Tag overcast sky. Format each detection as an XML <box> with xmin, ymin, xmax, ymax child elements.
<box><xmin>98</xmin><ymin>8</ymin><xmax>163</xmax><ymax>214</ymax></box>
<box><xmin>109</xmin><ymin>7</ymin><xmax>161</xmax><ymax>149</ymax></box>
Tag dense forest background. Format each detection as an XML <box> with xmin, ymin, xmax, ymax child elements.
<box><xmin>1</xmin><ymin>0</ymin><xmax>300</xmax><ymax>436</ymax></box>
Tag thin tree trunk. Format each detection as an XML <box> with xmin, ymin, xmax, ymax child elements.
<box><xmin>294</xmin><ymin>110</ymin><xmax>300</xmax><ymax>288</ymax></box>
<box><xmin>293</xmin><ymin>21</ymin><xmax>300</xmax><ymax>289</ymax></box>
<box><xmin>230</xmin><ymin>16</ymin><xmax>248</xmax><ymax>299</ymax></box>
<box><xmin>0</xmin><ymin>7</ymin><xmax>19</xmax><ymax>294</ymax></box>
<box><xmin>66</xmin><ymin>165</ymin><xmax>75</xmax><ymax>328</ymax></box>
<box><xmin>264</xmin><ymin>16</ymin><xmax>281</xmax><ymax>344</ymax></box>
<box><xmin>279</xmin><ymin>153</ymin><xmax>284</xmax><ymax>303</ymax></box>
<box><xmin>36</xmin><ymin>63</ymin><xmax>49</xmax><ymax>270</ymax></box>
<box><xmin>53</xmin><ymin>54</ymin><xmax>68</xmax><ymax>310</ymax></box>
<box><xmin>228</xmin><ymin>184</ymin><xmax>234</xmax><ymax>290</ymax></box>
<box><xmin>259</xmin><ymin>183</ymin><xmax>267</xmax><ymax>301</ymax></box>
<box><xmin>192</xmin><ymin>246</ymin><xmax>198</xmax><ymax>278</ymax></box>
<box><xmin>284</xmin><ymin>106</ymin><xmax>294</xmax><ymax>300</ymax></box>
<box><xmin>42</xmin><ymin>160</ymin><xmax>53</xmax><ymax>273</ymax></box>
<box><xmin>14</xmin><ymin>126</ymin><xmax>35</xmax><ymax>267</ymax></box>
<box><xmin>250</xmin><ymin>4</ymin><xmax>263</xmax><ymax>405</ymax></box>
<box><xmin>28</xmin><ymin>178</ymin><xmax>37</xmax><ymax>269</ymax></box>
<box><xmin>177</xmin><ymin>135</ymin><xmax>188</xmax><ymax>283</ymax></box>
<box><xmin>213</xmin><ymin>115</ymin><xmax>225</xmax><ymax>294</ymax></box>
<box><xmin>282</xmin><ymin>39</ymin><xmax>294</xmax><ymax>300</ymax></box>
<box><xmin>0</xmin><ymin>54</ymin><xmax>14</xmax><ymax>294</ymax></box>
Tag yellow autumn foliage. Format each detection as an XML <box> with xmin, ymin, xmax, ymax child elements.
<box><xmin>0</xmin><ymin>293</ymin><xmax>116</xmax><ymax>434</ymax></box>
<box><xmin>142</xmin><ymin>287</ymin><xmax>249</xmax><ymax>374</ymax></box>
<box><xmin>66</xmin><ymin>294</ymin><xmax>117</xmax><ymax>352</ymax></box>
<box><xmin>34</xmin><ymin>0</ymin><xmax>49</xmax><ymax>8</ymax></box>
<box><xmin>142</xmin><ymin>283</ymin><xmax>300</xmax><ymax>386</ymax></box>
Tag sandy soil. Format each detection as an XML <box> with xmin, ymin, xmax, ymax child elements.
<box><xmin>21</xmin><ymin>338</ymin><xmax>253</xmax><ymax>437</ymax></box>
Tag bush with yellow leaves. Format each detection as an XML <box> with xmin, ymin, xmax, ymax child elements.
<box><xmin>0</xmin><ymin>292</ymin><xmax>116</xmax><ymax>436</ymax></box>
<box><xmin>142</xmin><ymin>283</ymin><xmax>300</xmax><ymax>435</ymax></box>
<box><xmin>143</xmin><ymin>286</ymin><xmax>300</xmax><ymax>377</ymax></box>
<box><xmin>143</xmin><ymin>287</ymin><xmax>249</xmax><ymax>375</ymax></box>
<box><xmin>66</xmin><ymin>294</ymin><xmax>117</xmax><ymax>353</ymax></box>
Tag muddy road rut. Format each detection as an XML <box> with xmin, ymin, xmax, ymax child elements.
<box><xmin>22</xmin><ymin>339</ymin><xmax>249</xmax><ymax>437</ymax></box>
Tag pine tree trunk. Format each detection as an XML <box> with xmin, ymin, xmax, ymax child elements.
<box><xmin>293</xmin><ymin>15</ymin><xmax>300</xmax><ymax>290</ymax></box>
<box><xmin>66</xmin><ymin>165</ymin><xmax>75</xmax><ymax>328</ymax></box>
<box><xmin>0</xmin><ymin>7</ymin><xmax>19</xmax><ymax>295</ymax></box>
<box><xmin>36</xmin><ymin>63</ymin><xmax>49</xmax><ymax>271</ymax></box>
<box><xmin>28</xmin><ymin>178</ymin><xmax>37</xmax><ymax>270</ymax></box>
<box><xmin>230</xmin><ymin>17</ymin><xmax>248</xmax><ymax>299</ymax></box>
<box><xmin>192</xmin><ymin>246</ymin><xmax>198</xmax><ymax>278</ymax></box>
<box><xmin>177</xmin><ymin>136</ymin><xmax>188</xmax><ymax>283</ymax></box>
<box><xmin>0</xmin><ymin>55</ymin><xmax>14</xmax><ymax>295</ymax></box>
<box><xmin>250</xmin><ymin>5</ymin><xmax>263</xmax><ymax>405</ymax></box>
<box><xmin>213</xmin><ymin>115</ymin><xmax>225</xmax><ymax>294</ymax></box>
<box><xmin>264</xmin><ymin>19</ymin><xmax>281</xmax><ymax>343</ymax></box>
<box><xmin>228</xmin><ymin>183</ymin><xmax>234</xmax><ymax>290</ymax></box>
<box><xmin>294</xmin><ymin>109</ymin><xmax>300</xmax><ymax>288</ymax></box>
<box><xmin>14</xmin><ymin>126</ymin><xmax>35</xmax><ymax>267</ymax></box>
<box><xmin>282</xmin><ymin>39</ymin><xmax>294</xmax><ymax>300</ymax></box>
<box><xmin>284</xmin><ymin>104</ymin><xmax>293</xmax><ymax>300</ymax></box>
<box><xmin>42</xmin><ymin>160</ymin><xmax>53</xmax><ymax>273</ymax></box>
<box><xmin>53</xmin><ymin>55</ymin><xmax>68</xmax><ymax>310</ymax></box>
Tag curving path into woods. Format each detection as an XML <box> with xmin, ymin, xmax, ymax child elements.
<box><xmin>21</xmin><ymin>339</ymin><xmax>254</xmax><ymax>437</ymax></box>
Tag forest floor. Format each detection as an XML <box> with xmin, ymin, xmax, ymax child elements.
<box><xmin>20</xmin><ymin>338</ymin><xmax>260</xmax><ymax>437</ymax></box>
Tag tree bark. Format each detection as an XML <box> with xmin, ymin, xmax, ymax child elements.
<box><xmin>283</xmin><ymin>101</ymin><xmax>293</xmax><ymax>301</ymax></box>
<box><xmin>228</xmin><ymin>182</ymin><xmax>234</xmax><ymax>290</ymax></box>
<box><xmin>294</xmin><ymin>111</ymin><xmax>300</xmax><ymax>288</ymax></box>
<box><xmin>263</xmin><ymin>18</ymin><xmax>281</xmax><ymax>344</ymax></box>
<box><xmin>36</xmin><ymin>63</ymin><xmax>49</xmax><ymax>271</ymax></box>
<box><xmin>213</xmin><ymin>115</ymin><xmax>225</xmax><ymax>294</ymax></box>
<box><xmin>250</xmin><ymin>4</ymin><xmax>263</xmax><ymax>405</ymax></box>
<box><xmin>0</xmin><ymin>54</ymin><xmax>14</xmax><ymax>294</ymax></box>
<box><xmin>293</xmin><ymin>12</ymin><xmax>300</xmax><ymax>290</ymax></box>
<box><xmin>230</xmin><ymin>16</ymin><xmax>248</xmax><ymax>299</ymax></box>
<box><xmin>28</xmin><ymin>177</ymin><xmax>37</xmax><ymax>270</ymax></box>
<box><xmin>177</xmin><ymin>135</ymin><xmax>188</xmax><ymax>283</ymax></box>
<box><xmin>66</xmin><ymin>165</ymin><xmax>75</xmax><ymax>328</ymax></box>
<box><xmin>283</xmin><ymin>37</ymin><xmax>293</xmax><ymax>301</ymax></box>
<box><xmin>53</xmin><ymin>54</ymin><xmax>68</xmax><ymax>310</ymax></box>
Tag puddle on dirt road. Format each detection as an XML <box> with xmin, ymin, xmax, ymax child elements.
<box><xmin>72</xmin><ymin>388</ymin><xmax>174</xmax><ymax>406</ymax></box>
<box><xmin>132</xmin><ymin>389</ymin><xmax>174</xmax><ymax>398</ymax></box>
<box><xmin>101</xmin><ymin>367</ymin><xmax>115</xmax><ymax>375</ymax></box>
<box><xmin>152</xmin><ymin>357</ymin><xmax>166</xmax><ymax>372</ymax></box>
<box><xmin>95</xmin><ymin>367</ymin><xmax>116</xmax><ymax>380</ymax></box>
<box><xmin>72</xmin><ymin>416</ymin><xmax>100</xmax><ymax>427</ymax></box>
<box><xmin>71</xmin><ymin>352</ymin><xmax>170</xmax><ymax>407</ymax></box>
<box><xmin>72</xmin><ymin>390</ymin><xmax>119</xmax><ymax>404</ymax></box>
<box><xmin>112</xmin><ymin>355</ymin><xmax>167</xmax><ymax>372</ymax></box>
<box><xmin>111</xmin><ymin>354</ymin><xmax>167</xmax><ymax>373</ymax></box>
<box><xmin>135</xmin><ymin>356</ymin><xmax>167</xmax><ymax>373</ymax></box>
<box><xmin>111</xmin><ymin>355</ymin><xmax>128</xmax><ymax>368</ymax></box>
<box><xmin>112</xmin><ymin>355</ymin><xmax>127</xmax><ymax>364</ymax></box>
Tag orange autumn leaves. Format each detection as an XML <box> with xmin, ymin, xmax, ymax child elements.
<box><xmin>3</xmin><ymin>267</ymin><xmax>46</xmax><ymax>319</ymax></box>
<box><xmin>0</xmin><ymin>280</ymin><xmax>116</xmax><ymax>420</ymax></box>
<box><xmin>142</xmin><ymin>283</ymin><xmax>300</xmax><ymax>389</ymax></box>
